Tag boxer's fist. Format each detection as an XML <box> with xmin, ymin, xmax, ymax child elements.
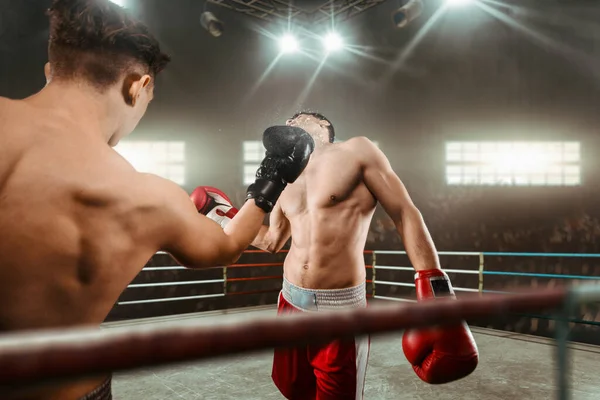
<box><xmin>402</xmin><ymin>269</ymin><xmax>479</xmax><ymax>384</ymax></box>
<box><xmin>246</xmin><ymin>126</ymin><xmax>314</xmax><ymax>212</ymax></box>
<box><xmin>190</xmin><ymin>186</ymin><xmax>238</xmax><ymax>229</ymax></box>
<box><xmin>262</xmin><ymin>125</ymin><xmax>314</xmax><ymax>183</ymax></box>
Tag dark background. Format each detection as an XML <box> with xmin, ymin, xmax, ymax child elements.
<box><xmin>2</xmin><ymin>0</ymin><xmax>600</xmax><ymax>342</ymax></box>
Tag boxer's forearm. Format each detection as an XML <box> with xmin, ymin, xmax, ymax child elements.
<box><xmin>251</xmin><ymin>225</ymin><xmax>271</xmax><ymax>252</ymax></box>
<box><xmin>397</xmin><ymin>206</ymin><xmax>441</xmax><ymax>271</ymax></box>
<box><xmin>221</xmin><ymin>200</ymin><xmax>267</xmax><ymax>257</ymax></box>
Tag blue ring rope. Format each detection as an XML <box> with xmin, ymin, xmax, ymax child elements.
<box><xmin>483</xmin><ymin>271</ymin><xmax>600</xmax><ymax>280</ymax></box>
<box><xmin>482</xmin><ymin>252</ymin><xmax>600</xmax><ymax>258</ymax></box>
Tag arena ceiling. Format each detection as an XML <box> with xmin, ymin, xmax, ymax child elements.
<box><xmin>206</xmin><ymin>0</ymin><xmax>391</xmax><ymax>27</ymax></box>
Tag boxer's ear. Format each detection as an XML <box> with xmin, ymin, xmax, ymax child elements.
<box><xmin>123</xmin><ymin>74</ymin><xmax>152</xmax><ymax>106</ymax></box>
<box><xmin>320</xmin><ymin>119</ymin><xmax>331</xmax><ymax>128</ymax></box>
<box><xmin>44</xmin><ymin>62</ymin><xmax>52</xmax><ymax>85</ymax></box>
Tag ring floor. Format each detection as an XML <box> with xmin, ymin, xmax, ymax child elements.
<box><xmin>104</xmin><ymin>306</ymin><xmax>600</xmax><ymax>400</ymax></box>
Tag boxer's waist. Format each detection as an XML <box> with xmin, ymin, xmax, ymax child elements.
<box><xmin>282</xmin><ymin>277</ymin><xmax>366</xmax><ymax>311</ymax></box>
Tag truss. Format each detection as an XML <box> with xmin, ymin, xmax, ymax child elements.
<box><xmin>206</xmin><ymin>0</ymin><xmax>391</xmax><ymax>27</ymax></box>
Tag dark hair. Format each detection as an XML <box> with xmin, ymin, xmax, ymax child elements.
<box><xmin>291</xmin><ymin>111</ymin><xmax>335</xmax><ymax>143</ymax></box>
<box><xmin>47</xmin><ymin>0</ymin><xmax>171</xmax><ymax>89</ymax></box>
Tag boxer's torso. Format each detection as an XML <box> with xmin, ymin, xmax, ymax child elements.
<box><xmin>279</xmin><ymin>139</ymin><xmax>377</xmax><ymax>289</ymax></box>
<box><xmin>0</xmin><ymin>98</ymin><xmax>162</xmax><ymax>399</ymax></box>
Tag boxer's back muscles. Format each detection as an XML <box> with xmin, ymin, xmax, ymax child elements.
<box><xmin>275</xmin><ymin>137</ymin><xmax>378</xmax><ymax>289</ymax></box>
<box><xmin>0</xmin><ymin>97</ymin><xmax>262</xmax><ymax>399</ymax></box>
<box><xmin>0</xmin><ymin>99</ymin><xmax>155</xmax><ymax>332</ymax></box>
<box><xmin>0</xmin><ymin>98</ymin><xmax>251</xmax><ymax>333</ymax></box>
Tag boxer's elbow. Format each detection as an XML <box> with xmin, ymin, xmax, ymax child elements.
<box><xmin>215</xmin><ymin>239</ymin><xmax>245</xmax><ymax>266</ymax></box>
<box><xmin>401</xmin><ymin>204</ymin><xmax>423</xmax><ymax>221</ymax></box>
<box><xmin>178</xmin><ymin>239</ymin><xmax>244</xmax><ymax>269</ymax></box>
<box><xmin>182</xmin><ymin>251</ymin><xmax>241</xmax><ymax>269</ymax></box>
<box><xmin>395</xmin><ymin>204</ymin><xmax>425</xmax><ymax>233</ymax></box>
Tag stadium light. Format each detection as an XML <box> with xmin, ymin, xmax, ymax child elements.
<box><xmin>279</xmin><ymin>34</ymin><xmax>299</xmax><ymax>54</ymax></box>
<box><xmin>200</xmin><ymin>12</ymin><xmax>224</xmax><ymax>37</ymax></box>
<box><xmin>392</xmin><ymin>0</ymin><xmax>424</xmax><ymax>29</ymax></box>
<box><xmin>322</xmin><ymin>32</ymin><xmax>344</xmax><ymax>52</ymax></box>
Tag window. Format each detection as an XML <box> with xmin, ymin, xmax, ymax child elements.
<box><xmin>445</xmin><ymin>141</ymin><xmax>581</xmax><ymax>186</ymax></box>
<box><xmin>114</xmin><ymin>141</ymin><xmax>186</xmax><ymax>185</ymax></box>
<box><xmin>243</xmin><ymin>141</ymin><xmax>266</xmax><ymax>185</ymax></box>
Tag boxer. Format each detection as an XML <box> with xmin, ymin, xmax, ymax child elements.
<box><xmin>0</xmin><ymin>1</ymin><xmax>313</xmax><ymax>399</ymax></box>
<box><xmin>200</xmin><ymin>111</ymin><xmax>479</xmax><ymax>399</ymax></box>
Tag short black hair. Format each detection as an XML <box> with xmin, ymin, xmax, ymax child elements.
<box><xmin>291</xmin><ymin>111</ymin><xmax>335</xmax><ymax>143</ymax></box>
<box><xmin>47</xmin><ymin>0</ymin><xmax>171</xmax><ymax>89</ymax></box>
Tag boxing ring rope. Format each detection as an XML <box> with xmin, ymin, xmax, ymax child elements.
<box><xmin>0</xmin><ymin>251</ymin><xmax>597</xmax><ymax>399</ymax></box>
<box><xmin>118</xmin><ymin>256</ymin><xmax>286</xmax><ymax>305</ymax></box>
<box><xmin>120</xmin><ymin>250</ymin><xmax>600</xmax><ymax>321</ymax></box>
<box><xmin>371</xmin><ymin>251</ymin><xmax>600</xmax><ymax>311</ymax></box>
<box><xmin>1</xmin><ymin>285</ymin><xmax>599</xmax><ymax>400</ymax></box>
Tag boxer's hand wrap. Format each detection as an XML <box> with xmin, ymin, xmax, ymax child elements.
<box><xmin>246</xmin><ymin>126</ymin><xmax>314</xmax><ymax>212</ymax></box>
<box><xmin>190</xmin><ymin>186</ymin><xmax>238</xmax><ymax>229</ymax></box>
<box><xmin>402</xmin><ymin>269</ymin><xmax>479</xmax><ymax>384</ymax></box>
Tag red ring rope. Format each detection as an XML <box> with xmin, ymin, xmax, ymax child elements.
<box><xmin>227</xmin><ymin>275</ymin><xmax>283</xmax><ymax>282</ymax></box>
<box><xmin>227</xmin><ymin>263</ymin><xmax>283</xmax><ymax>268</ymax></box>
<box><xmin>228</xmin><ymin>289</ymin><xmax>281</xmax><ymax>296</ymax></box>
<box><xmin>0</xmin><ymin>287</ymin><xmax>567</xmax><ymax>388</ymax></box>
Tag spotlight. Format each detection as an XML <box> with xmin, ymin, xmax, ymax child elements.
<box><xmin>446</xmin><ymin>0</ymin><xmax>474</xmax><ymax>6</ymax></box>
<box><xmin>392</xmin><ymin>0</ymin><xmax>424</xmax><ymax>29</ymax></box>
<box><xmin>108</xmin><ymin>0</ymin><xmax>126</xmax><ymax>6</ymax></box>
<box><xmin>323</xmin><ymin>32</ymin><xmax>343</xmax><ymax>52</ymax></box>
<box><xmin>279</xmin><ymin>34</ymin><xmax>299</xmax><ymax>54</ymax></box>
<box><xmin>200</xmin><ymin>12</ymin><xmax>224</xmax><ymax>37</ymax></box>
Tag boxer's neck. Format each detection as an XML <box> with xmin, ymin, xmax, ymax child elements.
<box><xmin>311</xmin><ymin>133</ymin><xmax>331</xmax><ymax>148</ymax></box>
<box><xmin>29</xmin><ymin>81</ymin><xmax>124</xmax><ymax>145</ymax></box>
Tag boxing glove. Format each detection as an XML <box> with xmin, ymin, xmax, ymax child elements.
<box><xmin>246</xmin><ymin>126</ymin><xmax>315</xmax><ymax>212</ymax></box>
<box><xmin>190</xmin><ymin>186</ymin><xmax>238</xmax><ymax>229</ymax></box>
<box><xmin>402</xmin><ymin>269</ymin><xmax>479</xmax><ymax>384</ymax></box>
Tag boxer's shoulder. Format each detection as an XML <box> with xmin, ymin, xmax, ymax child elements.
<box><xmin>336</xmin><ymin>136</ymin><xmax>378</xmax><ymax>160</ymax></box>
<box><xmin>137</xmin><ymin>172</ymin><xmax>191</xmax><ymax>214</ymax></box>
<box><xmin>0</xmin><ymin>97</ymin><xmax>19</xmax><ymax>121</ymax></box>
<box><xmin>343</xmin><ymin>136</ymin><xmax>376</xmax><ymax>150</ymax></box>
<box><xmin>0</xmin><ymin>97</ymin><xmax>46</xmax><ymax>136</ymax></box>
<box><xmin>0</xmin><ymin>96</ymin><xmax>13</xmax><ymax>107</ymax></box>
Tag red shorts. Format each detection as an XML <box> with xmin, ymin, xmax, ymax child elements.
<box><xmin>271</xmin><ymin>292</ymin><xmax>370</xmax><ymax>400</ymax></box>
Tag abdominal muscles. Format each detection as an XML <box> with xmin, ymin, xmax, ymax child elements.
<box><xmin>284</xmin><ymin>200</ymin><xmax>375</xmax><ymax>289</ymax></box>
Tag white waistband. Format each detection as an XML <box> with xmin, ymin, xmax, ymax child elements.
<box><xmin>282</xmin><ymin>277</ymin><xmax>366</xmax><ymax>311</ymax></box>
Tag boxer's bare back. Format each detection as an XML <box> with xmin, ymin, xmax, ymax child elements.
<box><xmin>0</xmin><ymin>93</ymin><xmax>264</xmax><ymax>398</ymax></box>
<box><xmin>0</xmin><ymin>97</ymin><xmax>158</xmax><ymax>332</ymax></box>
<box><xmin>253</xmin><ymin>113</ymin><xmax>440</xmax><ymax>290</ymax></box>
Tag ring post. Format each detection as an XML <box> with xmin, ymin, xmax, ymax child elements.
<box><xmin>372</xmin><ymin>252</ymin><xmax>377</xmax><ymax>298</ymax></box>
<box><xmin>223</xmin><ymin>266</ymin><xmax>228</xmax><ymax>296</ymax></box>
<box><xmin>478</xmin><ymin>252</ymin><xmax>484</xmax><ymax>295</ymax></box>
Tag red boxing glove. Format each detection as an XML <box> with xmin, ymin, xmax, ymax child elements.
<box><xmin>190</xmin><ymin>186</ymin><xmax>238</xmax><ymax>229</ymax></box>
<box><xmin>402</xmin><ymin>269</ymin><xmax>479</xmax><ymax>384</ymax></box>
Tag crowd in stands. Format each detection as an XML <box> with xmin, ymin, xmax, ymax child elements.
<box><xmin>365</xmin><ymin>184</ymin><xmax>600</xmax><ymax>342</ymax></box>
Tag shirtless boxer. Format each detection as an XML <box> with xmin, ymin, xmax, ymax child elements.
<box><xmin>199</xmin><ymin>111</ymin><xmax>479</xmax><ymax>399</ymax></box>
<box><xmin>0</xmin><ymin>1</ymin><xmax>313</xmax><ymax>399</ymax></box>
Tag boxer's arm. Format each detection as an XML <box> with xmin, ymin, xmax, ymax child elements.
<box><xmin>354</xmin><ymin>137</ymin><xmax>440</xmax><ymax>271</ymax></box>
<box><xmin>251</xmin><ymin>202</ymin><xmax>291</xmax><ymax>253</ymax></box>
<box><xmin>152</xmin><ymin>177</ymin><xmax>266</xmax><ymax>268</ymax></box>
